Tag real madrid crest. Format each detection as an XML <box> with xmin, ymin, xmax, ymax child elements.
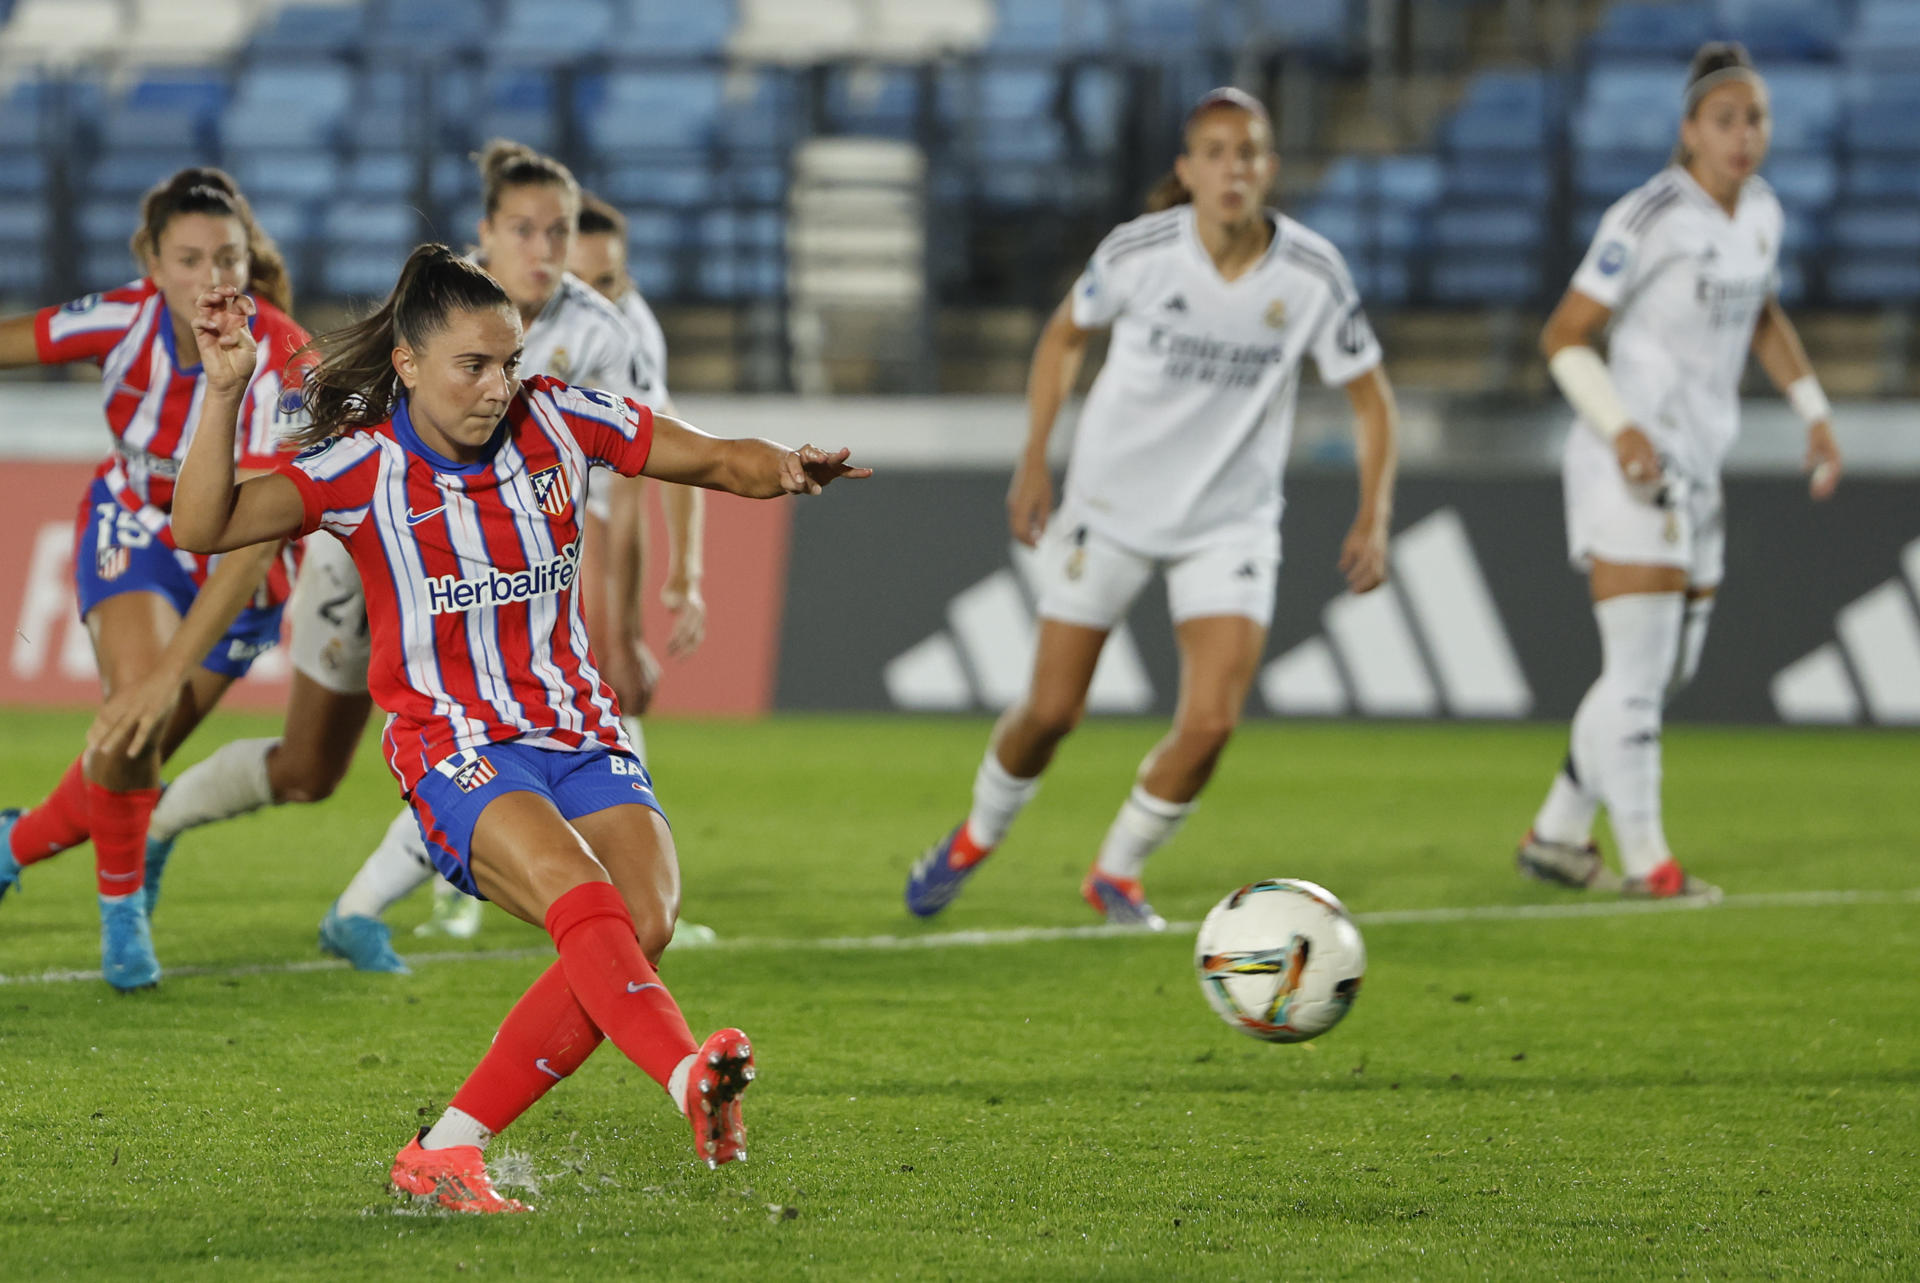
<box><xmin>548</xmin><ymin>348</ymin><xmax>573</xmax><ymax>381</ymax></box>
<box><xmin>1263</xmin><ymin>299</ymin><xmax>1288</xmax><ymax>329</ymax></box>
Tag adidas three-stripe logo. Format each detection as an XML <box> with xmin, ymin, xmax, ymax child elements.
<box><xmin>1772</xmin><ymin>535</ymin><xmax>1920</xmax><ymax>724</ymax></box>
<box><xmin>884</xmin><ymin>508</ymin><xmax>1532</xmax><ymax>719</ymax></box>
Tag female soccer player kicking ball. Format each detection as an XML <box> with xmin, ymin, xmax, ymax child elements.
<box><xmin>163</xmin><ymin>248</ymin><xmax>866</xmax><ymax>1212</ymax></box>
<box><xmin>906</xmin><ymin>87</ymin><xmax>1400</xmax><ymax>928</ymax></box>
<box><xmin>0</xmin><ymin>168</ymin><xmax>307</xmax><ymax>989</ymax></box>
<box><xmin>1517</xmin><ymin>43</ymin><xmax>1843</xmax><ymax>899</ymax></box>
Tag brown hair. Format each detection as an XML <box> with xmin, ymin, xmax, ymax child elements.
<box><xmin>475</xmin><ymin>138</ymin><xmax>580</xmax><ymax>218</ymax></box>
<box><xmin>1675</xmin><ymin>42</ymin><xmax>1762</xmax><ymax>163</ymax></box>
<box><xmin>576</xmin><ymin>191</ymin><xmax>626</xmax><ymax>239</ymax></box>
<box><xmin>290</xmin><ymin>244</ymin><xmax>512</xmax><ymax>448</ymax></box>
<box><xmin>1142</xmin><ymin>90</ymin><xmax>1274</xmax><ymax>214</ymax></box>
<box><xmin>131</xmin><ymin>166</ymin><xmax>293</xmax><ymax>312</ymax></box>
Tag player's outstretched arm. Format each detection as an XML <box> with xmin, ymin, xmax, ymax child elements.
<box><xmin>1750</xmin><ymin>297</ymin><xmax>1841</xmax><ymax>501</ymax></box>
<box><xmin>642</xmin><ymin>413</ymin><xmax>872</xmax><ymax>498</ymax></box>
<box><xmin>1339</xmin><ymin>365</ymin><xmax>1399</xmax><ymax>594</ymax></box>
<box><xmin>172</xmin><ymin>287</ymin><xmax>306</xmax><ymax>552</ymax></box>
<box><xmin>0</xmin><ymin>314</ymin><xmax>41</xmax><ymax>367</ymax></box>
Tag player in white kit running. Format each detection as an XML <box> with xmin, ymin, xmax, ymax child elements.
<box><xmin>905</xmin><ymin>88</ymin><xmax>1400</xmax><ymax>927</ymax></box>
<box><xmin>1516</xmin><ymin>44</ymin><xmax>1843</xmax><ymax>900</ymax></box>
<box><xmin>142</xmin><ymin>142</ymin><xmax>689</xmax><ymax>967</ymax></box>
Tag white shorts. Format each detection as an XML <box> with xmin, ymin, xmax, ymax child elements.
<box><xmin>1563</xmin><ymin>428</ymin><xmax>1725</xmax><ymax>588</ymax></box>
<box><xmin>1032</xmin><ymin>514</ymin><xmax>1280</xmax><ymax>631</ymax></box>
<box><xmin>287</xmin><ymin>533</ymin><xmax>372</xmax><ymax>695</ymax></box>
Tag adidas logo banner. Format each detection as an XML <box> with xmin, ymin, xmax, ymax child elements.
<box><xmin>771</xmin><ymin>473</ymin><xmax>1920</xmax><ymax>724</ymax></box>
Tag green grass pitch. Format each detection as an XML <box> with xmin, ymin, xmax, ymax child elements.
<box><xmin>0</xmin><ymin>709</ymin><xmax>1915</xmax><ymax>1280</ymax></box>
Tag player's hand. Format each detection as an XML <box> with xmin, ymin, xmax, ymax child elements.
<box><xmin>661</xmin><ymin>577</ymin><xmax>707</xmax><ymax>657</ymax></box>
<box><xmin>1339</xmin><ymin>518</ymin><xmax>1389</xmax><ymax>594</ymax></box>
<box><xmin>1805</xmin><ymin>420</ymin><xmax>1842</xmax><ymax>501</ymax></box>
<box><xmin>86</xmin><ymin>668</ymin><xmax>184</xmax><ymax>761</ymax></box>
<box><xmin>1614</xmin><ymin>427</ymin><xmax>1663</xmax><ymax>503</ymax></box>
<box><xmin>191</xmin><ymin>286</ymin><xmax>259</xmax><ymax>396</ymax></box>
<box><xmin>1006</xmin><ymin>459</ymin><xmax>1053</xmax><ymax>547</ymax></box>
<box><xmin>781</xmin><ymin>446</ymin><xmax>871</xmax><ymax>495</ymax></box>
<box><xmin>601</xmin><ymin>630</ymin><xmax>661</xmax><ymax>716</ymax></box>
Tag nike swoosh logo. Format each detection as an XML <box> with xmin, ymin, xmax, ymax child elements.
<box><xmin>626</xmin><ymin>981</ymin><xmax>662</xmax><ymax>995</ymax></box>
<box><xmin>534</xmin><ymin>1057</ymin><xmax>563</xmax><ymax>1081</ymax></box>
<box><xmin>405</xmin><ymin>505</ymin><xmax>445</xmax><ymax>526</ymax></box>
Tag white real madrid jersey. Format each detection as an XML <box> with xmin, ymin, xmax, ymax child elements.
<box><xmin>1570</xmin><ymin>166</ymin><xmax>1783</xmax><ymax>483</ymax></box>
<box><xmin>613</xmin><ymin>285</ymin><xmax>672</xmax><ymax>410</ymax></box>
<box><xmin>520</xmin><ymin>271</ymin><xmax>660</xmax><ymax>408</ymax></box>
<box><xmin>1067</xmin><ymin>204</ymin><xmax>1383</xmax><ymax>559</ymax></box>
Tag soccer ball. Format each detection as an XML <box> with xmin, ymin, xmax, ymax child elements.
<box><xmin>1194</xmin><ymin>879</ymin><xmax>1366</xmax><ymax>1043</ymax></box>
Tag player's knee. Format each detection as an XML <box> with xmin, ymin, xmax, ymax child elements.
<box><xmin>631</xmin><ymin>909</ymin><xmax>675</xmax><ymax>964</ymax></box>
<box><xmin>1175</xmin><ymin>710</ymin><xmax>1238</xmax><ymax>759</ymax></box>
<box><xmin>1021</xmin><ymin>695</ymin><xmax>1085</xmax><ymax>742</ymax></box>
<box><xmin>271</xmin><ymin>756</ymin><xmax>346</xmax><ymax>805</ymax></box>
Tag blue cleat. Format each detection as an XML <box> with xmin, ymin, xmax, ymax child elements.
<box><xmin>143</xmin><ymin>834</ymin><xmax>175</xmax><ymax>918</ymax></box>
<box><xmin>319</xmin><ymin>901</ymin><xmax>411</xmax><ymax>974</ymax></box>
<box><xmin>100</xmin><ymin>893</ymin><xmax>161</xmax><ymax>990</ymax></box>
<box><xmin>0</xmin><ymin>809</ymin><xmax>21</xmax><ymax>905</ymax></box>
<box><xmin>1081</xmin><ymin>867</ymin><xmax>1168</xmax><ymax>931</ymax></box>
<box><xmin>904</xmin><ymin>825</ymin><xmax>986</xmax><ymax>919</ymax></box>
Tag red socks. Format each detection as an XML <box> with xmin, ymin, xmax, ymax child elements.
<box><xmin>950</xmin><ymin>821</ymin><xmax>992</xmax><ymax>869</ymax></box>
<box><xmin>86</xmin><ymin>781</ymin><xmax>159</xmax><ymax>898</ymax></box>
<box><xmin>544</xmin><ymin>881</ymin><xmax>696</xmax><ymax>1090</ymax></box>
<box><xmin>448</xmin><ymin>960</ymin><xmax>606</xmax><ymax>1135</ymax></box>
<box><xmin>9</xmin><ymin>758</ymin><xmax>92</xmax><ymax>866</ymax></box>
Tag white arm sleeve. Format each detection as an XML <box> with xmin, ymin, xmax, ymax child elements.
<box><xmin>1548</xmin><ymin>345</ymin><xmax>1632</xmax><ymax>442</ymax></box>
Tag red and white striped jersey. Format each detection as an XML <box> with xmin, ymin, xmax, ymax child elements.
<box><xmin>38</xmin><ymin>279</ymin><xmax>311</xmax><ymax>597</ymax></box>
<box><xmin>278</xmin><ymin>376</ymin><xmax>655</xmax><ymax>794</ymax></box>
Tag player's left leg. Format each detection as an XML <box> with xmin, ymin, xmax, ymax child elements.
<box><xmin>1085</xmin><ymin>611</ymin><xmax>1266</xmax><ymax>928</ymax></box>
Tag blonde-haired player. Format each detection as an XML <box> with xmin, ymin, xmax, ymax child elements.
<box><xmin>1517</xmin><ymin>43</ymin><xmax>1843</xmax><ymax>899</ymax></box>
<box><xmin>907</xmin><ymin>88</ymin><xmax>1400</xmax><ymax>927</ymax></box>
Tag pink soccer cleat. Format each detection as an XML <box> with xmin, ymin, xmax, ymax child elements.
<box><xmin>389</xmin><ymin>1131</ymin><xmax>529</xmax><ymax>1214</ymax></box>
<box><xmin>684</xmin><ymin>1028</ymin><xmax>755</xmax><ymax>1169</ymax></box>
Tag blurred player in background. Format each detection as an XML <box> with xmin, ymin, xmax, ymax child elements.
<box><xmin>906</xmin><ymin>88</ymin><xmax>1400</xmax><ymax>928</ymax></box>
<box><xmin>142</xmin><ymin>143</ymin><xmax>693</xmax><ymax>968</ymax></box>
<box><xmin>0</xmin><ymin>168</ymin><xmax>307</xmax><ymax>990</ymax></box>
<box><xmin>1517</xmin><ymin>43</ymin><xmax>1843</xmax><ymax>900</ymax></box>
<box><xmin>168</xmin><ymin>247</ymin><xmax>865</xmax><ymax>1212</ymax></box>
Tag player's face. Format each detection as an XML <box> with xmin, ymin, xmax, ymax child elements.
<box><xmin>1682</xmin><ymin>79</ymin><xmax>1771</xmax><ymax>187</ymax></box>
<box><xmin>148</xmin><ymin>213</ymin><xmax>250</xmax><ymax>327</ymax></box>
<box><xmin>1174</xmin><ymin>109</ymin><xmax>1277</xmax><ymax>227</ymax></box>
<box><xmin>478</xmin><ymin>184</ymin><xmax>576</xmax><ymax>313</ymax></box>
<box><xmin>567</xmin><ymin>231</ymin><xmax>630</xmax><ymax>303</ymax></box>
<box><xmin>394</xmin><ymin>304</ymin><xmax>525</xmax><ymax>459</ymax></box>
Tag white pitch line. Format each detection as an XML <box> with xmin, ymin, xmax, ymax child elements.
<box><xmin>2</xmin><ymin>887</ymin><xmax>1916</xmax><ymax>987</ymax></box>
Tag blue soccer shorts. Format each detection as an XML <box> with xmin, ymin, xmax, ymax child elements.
<box><xmin>74</xmin><ymin>478</ymin><xmax>285</xmax><ymax>678</ymax></box>
<box><xmin>408</xmin><ymin>740</ymin><xmax>666</xmax><ymax>899</ymax></box>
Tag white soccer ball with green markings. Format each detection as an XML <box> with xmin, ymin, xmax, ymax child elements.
<box><xmin>1195</xmin><ymin>879</ymin><xmax>1366</xmax><ymax>1043</ymax></box>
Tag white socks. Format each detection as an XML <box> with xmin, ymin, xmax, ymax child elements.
<box><xmin>422</xmin><ymin>1106</ymin><xmax>492</xmax><ymax>1152</ymax></box>
<box><xmin>1568</xmin><ymin>593</ymin><xmax>1684</xmax><ymax>878</ymax></box>
<box><xmin>963</xmin><ymin>750</ymin><xmax>1040</xmax><ymax>850</ymax></box>
<box><xmin>1668</xmin><ymin>594</ymin><xmax>1715</xmax><ymax>700</ymax></box>
<box><xmin>148</xmin><ymin>737</ymin><xmax>277</xmax><ymax>843</ymax></box>
<box><xmin>336</xmin><ymin>808</ymin><xmax>435</xmax><ymax>920</ymax></box>
<box><xmin>1094</xmin><ymin>786</ymin><xmax>1193</xmax><ymax>881</ymax></box>
<box><xmin>1532</xmin><ymin>757</ymin><xmax>1598</xmax><ymax>847</ymax></box>
<box><xmin>621</xmin><ymin>715</ymin><xmax>648</xmax><ymax>768</ymax></box>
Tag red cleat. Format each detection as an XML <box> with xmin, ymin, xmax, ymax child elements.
<box><xmin>1623</xmin><ymin>859</ymin><xmax>1722</xmax><ymax>903</ymax></box>
<box><xmin>684</xmin><ymin>1028</ymin><xmax>755</xmax><ymax>1169</ymax></box>
<box><xmin>389</xmin><ymin>1131</ymin><xmax>529</xmax><ymax>1214</ymax></box>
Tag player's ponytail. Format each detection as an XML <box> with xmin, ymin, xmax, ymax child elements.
<box><xmin>1144</xmin><ymin>170</ymin><xmax>1194</xmax><ymax>214</ymax></box>
<box><xmin>291</xmin><ymin>244</ymin><xmax>512</xmax><ymax>448</ymax></box>
<box><xmin>1674</xmin><ymin>41</ymin><xmax>1761</xmax><ymax>164</ymax></box>
<box><xmin>132</xmin><ymin>166</ymin><xmax>295</xmax><ymax>313</ymax></box>
<box><xmin>476</xmin><ymin>138</ymin><xmax>580</xmax><ymax>218</ymax></box>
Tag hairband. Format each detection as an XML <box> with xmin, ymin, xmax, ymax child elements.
<box><xmin>1684</xmin><ymin>65</ymin><xmax>1762</xmax><ymax>111</ymax></box>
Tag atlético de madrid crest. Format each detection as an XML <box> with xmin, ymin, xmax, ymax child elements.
<box><xmin>529</xmin><ymin>464</ymin><xmax>572</xmax><ymax>519</ymax></box>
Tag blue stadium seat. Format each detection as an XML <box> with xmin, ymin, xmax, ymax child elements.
<box><xmin>1844</xmin><ymin>157</ymin><xmax>1920</xmax><ymax>202</ymax></box>
<box><xmin>1299</xmin><ymin>200</ymin><xmax>1368</xmax><ymax>261</ymax></box>
<box><xmin>229</xmin><ymin>151</ymin><xmax>342</xmax><ymax>203</ymax></box>
<box><xmin>1763</xmin><ymin>66</ymin><xmax>1840</xmax><ymax>152</ymax></box>
<box><xmin>623</xmin><ymin>209</ymin><xmax>683</xmax><ymax>252</ymax></box>
<box><xmin>1117</xmin><ymin>0</ymin><xmax>1241</xmax><ymax>52</ymax></box>
<box><xmin>1443</xmin><ymin>70</ymin><xmax>1553</xmax><ymax>151</ymax></box>
<box><xmin>697</xmin><ymin>208</ymin><xmax>784</xmax><ymax>251</ymax></box>
<box><xmin>1431</xmin><ymin>204</ymin><xmax>1546</xmax><ymax>252</ymax></box>
<box><xmin>248</xmin><ymin>2</ymin><xmax>368</xmax><ymax>56</ymax></box>
<box><xmin>1826</xmin><ymin>256</ymin><xmax>1920</xmax><ymax>302</ymax></box>
<box><xmin>367</xmin><ymin>0</ymin><xmax>490</xmax><ymax>57</ymax></box>
<box><xmin>1244</xmin><ymin>0</ymin><xmax>1355</xmax><ymax>52</ymax></box>
<box><xmin>0</xmin><ymin>250</ymin><xmax>43</xmax><ymax>297</ymax></box>
<box><xmin>1071</xmin><ymin>65</ymin><xmax>1124</xmax><ymax>155</ymax></box>
<box><xmin>827</xmin><ymin>66</ymin><xmax>924</xmax><ymax>139</ymax></box>
<box><xmin>1377</xmin><ymin>155</ymin><xmax>1444</xmax><ymax>208</ymax></box>
<box><xmin>594</xmin><ymin>161</ymin><xmax>716</xmax><ymax>208</ymax></box>
<box><xmin>1573</xmin><ymin>150</ymin><xmax>1669</xmax><ymax>202</ymax></box>
<box><xmin>723</xmin><ymin>162</ymin><xmax>788</xmax><ymax>203</ymax></box>
<box><xmin>694</xmin><ymin>252</ymin><xmax>782</xmax><ymax>300</ymax></box>
<box><xmin>1714</xmin><ymin>0</ymin><xmax>1844</xmax><ymax>59</ymax></box>
<box><xmin>345</xmin><ymin>153</ymin><xmax>418</xmax><ymax>200</ymax></box>
<box><xmin>222</xmin><ymin>63</ymin><xmax>351</xmax><ymax>150</ymax></box>
<box><xmin>1763</xmin><ymin>153</ymin><xmax>1838</xmax><ymax>211</ymax></box>
<box><xmin>322</xmin><ymin>203</ymin><xmax>429</xmax><ymax>248</ymax></box>
<box><xmin>1589</xmin><ymin>1</ymin><xmax>1719</xmax><ymax>57</ymax></box>
<box><xmin>581</xmin><ymin>70</ymin><xmax>725</xmax><ymax>151</ymax></box>
<box><xmin>608</xmin><ymin>0</ymin><xmax>736</xmax><ymax>53</ymax></box>
<box><xmin>88</xmin><ymin>151</ymin><xmax>202</xmax><ymax>197</ymax></box>
<box><xmin>628</xmin><ymin>251</ymin><xmax>676</xmax><ymax>298</ymax></box>
<box><xmin>1443</xmin><ymin>154</ymin><xmax>1550</xmax><ymax>204</ymax></box>
<box><xmin>1843</xmin><ymin>107</ymin><xmax>1920</xmax><ymax>153</ymax></box>
<box><xmin>1773</xmin><ymin>256</ymin><xmax>1805</xmax><ymax>305</ymax></box>
<box><xmin>1374</xmin><ymin>207</ymin><xmax>1422</xmax><ymax>254</ymax></box>
<box><xmin>244</xmin><ymin>198</ymin><xmax>314</xmax><ymax>247</ymax></box>
<box><xmin>323</xmin><ymin>247</ymin><xmax>414</xmax><ymax>299</ymax></box>
<box><xmin>497</xmin><ymin>0</ymin><xmax>616</xmax><ymax>61</ymax></box>
<box><xmin>0</xmin><ymin>199</ymin><xmax>49</xmax><ymax>244</ymax></box>
<box><xmin>1828</xmin><ymin>207</ymin><xmax>1920</xmax><ymax>254</ymax></box>
<box><xmin>0</xmin><ymin>151</ymin><xmax>50</xmax><ymax>195</ymax></box>
<box><xmin>98</xmin><ymin>71</ymin><xmax>226</xmax><ymax>151</ymax></box>
<box><xmin>1844</xmin><ymin>0</ymin><xmax>1920</xmax><ymax>66</ymax></box>
<box><xmin>431</xmin><ymin>154</ymin><xmax>482</xmax><ymax>206</ymax></box>
<box><xmin>1429</xmin><ymin>260</ymin><xmax>1541</xmax><ymax>304</ymax></box>
<box><xmin>0</xmin><ymin>79</ymin><xmax>51</xmax><ymax>148</ymax></box>
<box><xmin>987</xmin><ymin>0</ymin><xmax>1114</xmax><ymax>53</ymax></box>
